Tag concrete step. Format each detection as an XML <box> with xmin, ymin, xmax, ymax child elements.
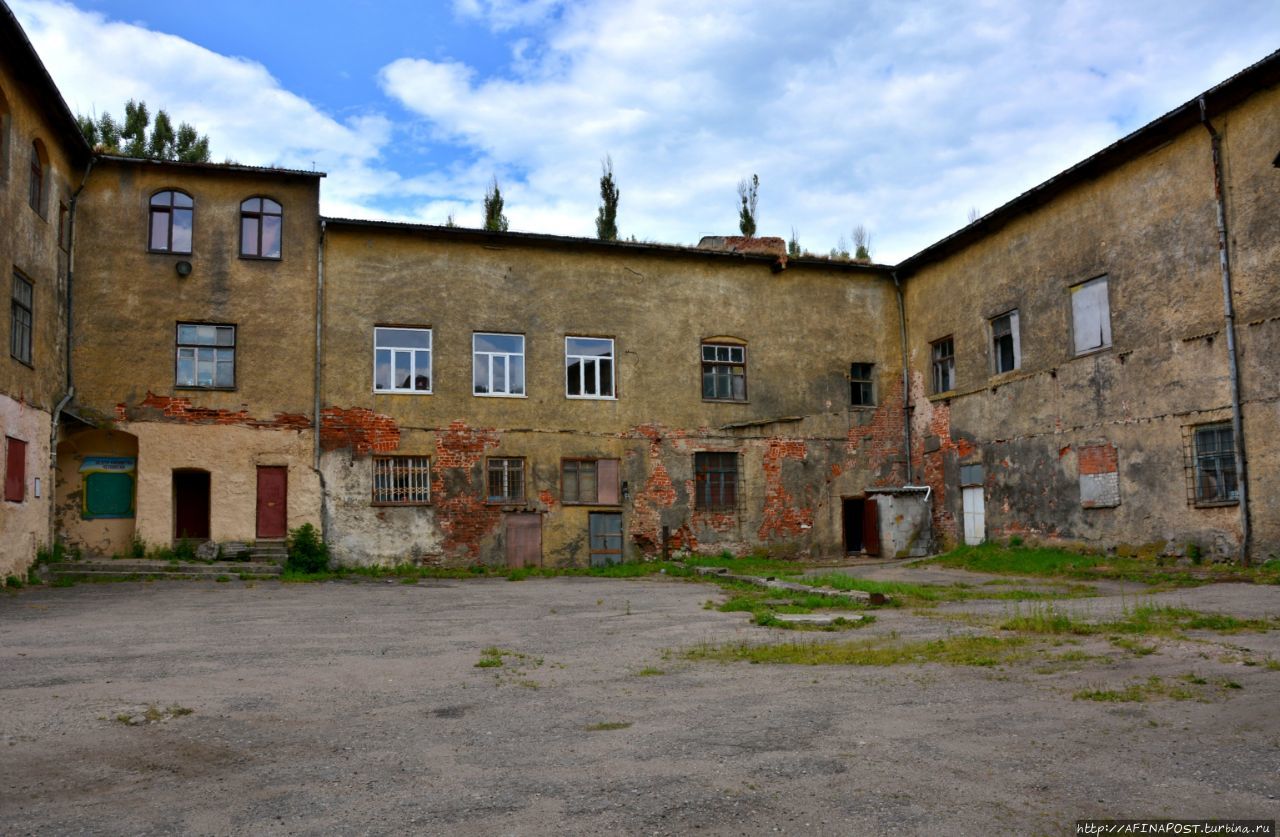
<box><xmin>46</xmin><ymin>560</ymin><xmax>282</xmax><ymax>578</ymax></box>
<box><xmin>251</xmin><ymin>540</ymin><xmax>288</xmax><ymax>563</ymax></box>
<box><xmin>46</xmin><ymin>570</ymin><xmax>278</xmax><ymax>582</ymax></box>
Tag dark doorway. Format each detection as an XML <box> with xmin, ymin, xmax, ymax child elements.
<box><xmin>842</xmin><ymin>496</ymin><xmax>881</xmax><ymax>556</ymax></box>
<box><xmin>173</xmin><ymin>469</ymin><xmax>210</xmax><ymax>540</ymax></box>
<box><xmin>842</xmin><ymin>497</ymin><xmax>864</xmax><ymax>553</ymax></box>
<box><xmin>256</xmin><ymin>466</ymin><xmax>288</xmax><ymax>538</ymax></box>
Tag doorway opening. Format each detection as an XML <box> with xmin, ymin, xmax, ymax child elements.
<box><xmin>842</xmin><ymin>495</ymin><xmax>880</xmax><ymax>556</ymax></box>
<box><xmin>589</xmin><ymin>512</ymin><xmax>623</xmax><ymax>566</ymax></box>
<box><xmin>173</xmin><ymin>469</ymin><xmax>210</xmax><ymax>541</ymax></box>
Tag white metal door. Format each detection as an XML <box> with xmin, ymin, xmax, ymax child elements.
<box><xmin>962</xmin><ymin>486</ymin><xmax>985</xmax><ymax>546</ymax></box>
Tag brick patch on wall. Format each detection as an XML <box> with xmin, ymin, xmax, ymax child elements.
<box><xmin>431</xmin><ymin>421</ymin><xmax>502</xmax><ymax>559</ymax></box>
<box><xmin>118</xmin><ymin>392</ymin><xmax>311</xmax><ymax>431</ymax></box>
<box><xmin>320</xmin><ymin>406</ymin><xmax>400</xmax><ymax>454</ymax></box>
<box><xmin>758</xmin><ymin>438</ymin><xmax>813</xmax><ymax>541</ymax></box>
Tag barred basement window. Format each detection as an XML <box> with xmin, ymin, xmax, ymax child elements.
<box><xmin>1184</xmin><ymin>422</ymin><xmax>1238</xmax><ymax>506</ymax></box>
<box><xmin>487</xmin><ymin>457</ymin><xmax>524</xmax><ymax>502</ymax></box>
<box><xmin>372</xmin><ymin>456</ymin><xmax>431</xmax><ymax>505</ymax></box>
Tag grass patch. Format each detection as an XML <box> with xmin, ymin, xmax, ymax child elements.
<box><xmin>1000</xmin><ymin>603</ymin><xmax>1275</xmax><ymax>638</ymax></box>
<box><xmin>686</xmin><ymin>634</ymin><xmax>1029</xmax><ymax>667</ymax></box>
<box><xmin>584</xmin><ymin>721</ymin><xmax>632</xmax><ymax>731</ymax></box>
<box><xmin>1109</xmin><ymin>636</ymin><xmax>1158</xmax><ymax>656</ymax></box>
<box><xmin>475</xmin><ymin>646</ymin><xmax>509</xmax><ymax>668</ymax></box>
<box><xmin>1073</xmin><ymin>674</ymin><xmax>1232</xmax><ymax>703</ymax></box>
<box><xmin>635</xmin><ymin>667</ymin><xmax>666</xmax><ymax>677</ymax></box>
<box><xmin>712</xmin><ymin>583</ymin><xmax>872</xmax><ymax>630</ymax></box>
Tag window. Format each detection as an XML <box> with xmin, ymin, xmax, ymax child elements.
<box><xmin>374</xmin><ymin>327</ymin><xmax>431</xmax><ymax>393</ymax></box>
<box><xmin>149</xmin><ymin>190</ymin><xmax>193</xmax><ymax>253</ymax></box>
<box><xmin>4</xmin><ymin>436</ymin><xmax>26</xmax><ymax>502</ymax></box>
<box><xmin>473</xmin><ymin>333</ymin><xmax>525</xmax><ymax>396</ymax></box>
<box><xmin>991</xmin><ymin>310</ymin><xmax>1020</xmax><ymax>374</ymax></box>
<box><xmin>11</xmin><ymin>273</ymin><xmax>32</xmax><ymax>365</ymax></box>
<box><xmin>931</xmin><ymin>337</ymin><xmax>954</xmax><ymax>394</ymax></box>
<box><xmin>1192</xmin><ymin>423</ymin><xmax>1238</xmax><ymax>505</ymax></box>
<box><xmin>1071</xmin><ymin>275</ymin><xmax>1111</xmax><ymax>355</ymax></box>
<box><xmin>28</xmin><ymin>141</ymin><xmax>44</xmax><ymax>214</ymax></box>
<box><xmin>487</xmin><ymin>458</ymin><xmax>524</xmax><ymax>502</ymax></box>
<box><xmin>0</xmin><ymin>87</ymin><xmax>9</xmax><ymax>182</ymax></box>
<box><xmin>566</xmin><ymin>337</ymin><xmax>615</xmax><ymax>398</ymax></box>
<box><xmin>240</xmin><ymin>197</ymin><xmax>282</xmax><ymax>259</ymax></box>
<box><xmin>176</xmin><ymin>323</ymin><xmax>235</xmax><ymax>388</ymax></box>
<box><xmin>562</xmin><ymin>458</ymin><xmax>620</xmax><ymax>504</ymax></box>
<box><xmin>58</xmin><ymin>202</ymin><xmax>70</xmax><ymax>251</ymax></box>
<box><xmin>701</xmin><ymin>342</ymin><xmax>746</xmax><ymax>401</ymax></box>
<box><xmin>850</xmin><ymin>363</ymin><xmax>874</xmax><ymax>406</ymax></box>
<box><xmin>372</xmin><ymin>456</ymin><xmax>431</xmax><ymax>505</ymax></box>
<box><xmin>694</xmin><ymin>452</ymin><xmax>738</xmax><ymax>510</ymax></box>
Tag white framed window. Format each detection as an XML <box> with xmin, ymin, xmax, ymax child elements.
<box><xmin>565</xmin><ymin>336</ymin><xmax>615</xmax><ymax>399</ymax></box>
<box><xmin>372</xmin><ymin>456</ymin><xmax>431</xmax><ymax>505</ymax></box>
<box><xmin>991</xmin><ymin>310</ymin><xmax>1020</xmax><ymax>374</ymax></box>
<box><xmin>176</xmin><ymin>323</ymin><xmax>235</xmax><ymax>389</ymax></box>
<box><xmin>487</xmin><ymin>457</ymin><xmax>525</xmax><ymax>502</ymax></box>
<box><xmin>474</xmin><ymin>333</ymin><xmax>525</xmax><ymax>396</ymax></box>
<box><xmin>1071</xmin><ymin>275</ymin><xmax>1111</xmax><ymax>355</ymax></box>
<box><xmin>374</xmin><ymin>327</ymin><xmax>432</xmax><ymax>394</ymax></box>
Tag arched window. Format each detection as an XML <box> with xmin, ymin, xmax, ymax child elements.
<box><xmin>28</xmin><ymin>140</ymin><xmax>46</xmax><ymax>215</ymax></box>
<box><xmin>149</xmin><ymin>190</ymin><xmax>193</xmax><ymax>253</ymax></box>
<box><xmin>240</xmin><ymin>196</ymin><xmax>282</xmax><ymax>259</ymax></box>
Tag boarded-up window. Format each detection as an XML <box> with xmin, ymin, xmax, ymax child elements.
<box><xmin>1071</xmin><ymin>276</ymin><xmax>1111</xmax><ymax>355</ymax></box>
<box><xmin>1077</xmin><ymin>443</ymin><xmax>1119</xmax><ymax>508</ymax></box>
<box><xmin>4</xmin><ymin>436</ymin><xmax>26</xmax><ymax>502</ymax></box>
<box><xmin>959</xmin><ymin>463</ymin><xmax>985</xmax><ymax>486</ymax></box>
<box><xmin>694</xmin><ymin>452</ymin><xmax>738</xmax><ymax>510</ymax></box>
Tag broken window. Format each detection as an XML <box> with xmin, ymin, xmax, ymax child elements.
<box><xmin>566</xmin><ymin>337</ymin><xmax>615</xmax><ymax>398</ymax></box>
<box><xmin>176</xmin><ymin>323</ymin><xmax>235</xmax><ymax>389</ymax></box>
<box><xmin>702</xmin><ymin>342</ymin><xmax>746</xmax><ymax>401</ymax></box>
<box><xmin>4</xmin><ymin>436</ymin><xmax>26</xmax><ymax>503</ymax></box>
<box><xmin>149</xmin><ymin>190</ymin><xmax>193</xmax><ymax>254</ymax></box>
<box><xmin>374</xmin><ymin>327</ymin><xmax>431</xmax><ymax>393</ymax></box>
<box><xmin>372</xmin><ymin>456</ymin><xmax>430</xmax><ymax>505</ymax></box>
<box><xmin>473</xmin><ymin>333</ymin><xmax>525</xmax><ymax>396</ymax></box>
<box><xmin>850</xmin><ymin>362</ymin><xmax>874</xmax><ymax>406</ymax></box>
<box><xmin>694</xmin><ymin>452</ymin><xmax>738</xmax><ymax>510</ymax></box>
<box><xmin>562</xmin><ymin>458</ymin><xmax>620</xmax><ymax>504</ymax></box>
<box><xmin>240</xmin><ymin>197</ymin><xmax>283</xmax><ymax>259</ymax></box>
<box><xmin>1191</xmin><ymin>423</ymin><xmax>1238</xmax><ymax>505</ymax></box>
<box><xmin>1071</xmin><ymin>275</ymin><xmax>1111</xmax><ymax>355</ymax></box>
<box><xmin>931</xmin><ymin>336</ymin><xmax>954</xmax><ymax>394</ymax></box>
<box><xmin>991</xmin><ymin>310</ymin><xmax>1020</xmax><ymax>374</ymax></box>
<box><xmin>28</xmin><ymin>141</ymin><xmax>43</xmax><ymax>215</ymax></box>
<box><xmin>11</xmin><ymin>272</ymin><xmax>32</xmax><ymax>366</ymax></box>
<box><xmin>487</xmin><ymin>458</ymin><xmax>525</xmax><ymax>503</ymax></box>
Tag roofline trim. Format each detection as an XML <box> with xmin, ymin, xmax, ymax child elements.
<box><xmin>94</xmin><ymin>154</ymin><xmax>326</xmax><ymax>178</ymax></box>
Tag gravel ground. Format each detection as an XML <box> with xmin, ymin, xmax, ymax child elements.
<box><xmin>2</xmin><ymin>575</ymin><xmax>1278</xmax><ymax>835</ymax></box>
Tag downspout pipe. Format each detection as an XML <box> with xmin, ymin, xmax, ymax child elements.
<box><xmin>1199</xmin><ymin>97</ymin><xmax>1251</xmax><ymax>564</ymax></box>
<box><xmin>892</xmin><ymin>271</ymin><xmax>913</xmax><ymax>483</ymax></box>
<box><xmin>48</xmin><ymin>156</ymin><xmax>96</xmax><ymax>550</ymax></box>
<box><xmin>314</xmin><ymin>219</ymin><xmax>328</xmax><ymax>540</ymax></box>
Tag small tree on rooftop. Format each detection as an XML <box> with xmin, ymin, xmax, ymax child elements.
<box><xmin>788</xmin><ymin>227</ymin><xmax>801</xmax><ymax>258</ymax></box>
<box><xmin>483</xmin><ymin>177</ymin><xmax>509</xmax><ymax>232</ymax></box>
<box><xmin>737</xmin><ymin>173</ymin><xmax>758</xmax><ymax>238</ymax></box>
<box><xmin>595</xmin><ymin>155</ymin><xmax>620</xmax><ymax>241</ymax></box>
<box><xmin>852</xmin><ymin>224</ymin><xmax>872</xmax><ymax>262</ymax></box>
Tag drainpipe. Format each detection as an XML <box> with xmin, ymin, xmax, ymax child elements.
<box><xmin>1199</xmin><ymin>97</ymin><xmax>1251</xmax><ymax>564</ymax></box>
<box><xmin>892</xmin><ymin>271</ymin><xmax>913</xmax><ymax>482</ymax></box>
<box><xmin>314</xmin><ymin>219</ymin><xmax>328</xmax><ymax>540</ymax></box>
<box><xmin>48</xmin><ymin>156</ymin><xmax>96</xmax><ymax>549</ymax></box>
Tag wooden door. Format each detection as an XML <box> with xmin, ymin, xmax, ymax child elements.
<box><xmin>862</xmin><ymin>496</ymin><xmax>880</xmax><ymax>556</ymax></box>
<box><xmin>505</xmin><ymin>513</ymin><xmax>542</xmax><ymax>568</ymax></box>
<box><xmin>256</xmin><ymin>466</ymin><xmax>288</xmax><ymax>538</ymax></box>
<box><xmin>173</xmin><ymin>470</ymin><xmax>210</xmax><ymax>540</ymax></box>
<box><xmin>962</xmin><ymin>486</ymin><xmax>985</xmax><ymax>546</ymax></box>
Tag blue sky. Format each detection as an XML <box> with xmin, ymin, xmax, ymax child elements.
<box><xmin>14</xmin><ymin>0</ymin><xmax>1280</xmax><ymax>261</ymax></box>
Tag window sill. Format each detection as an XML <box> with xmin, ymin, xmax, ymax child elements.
<box><xmin>474</xmin><ymin>393</ymin><xmax>528</xmax><ymax>399</ymax></box>
<box><xmin>849</xmin><ymin>404</ymin><xmax>876</xmax><ymax>410</ymax></box>
<box><xmin>175</xmin><ymin>385</ymin><xmax>237</xmax><ymax>392</ymax></box>
<box><xmin>695</xmin><ymin>508</ymin><xmax>738</xmax><ymax>514</ymax></box>
<box><xmin>989</xmin><ymin>368</ymin><xmax>1021</xmax><ymax>382</ymax></box>
<box><xmin>702</xmin><ymin>399</ymin><xmax>749</xmax><ymax>405</ymax></box>
<box><xmin>239</xmin><ymin>254</ymin><xmax>282</xmax><ymax>262</ymax></box>
<box><xmin>371</xmin><ymin>502</ymin><xmax>432</xmax><ymax>508</ymax></box>
<box><xmin>927</xmin><ymin>391</ymin><xmax>955</xmax><ymax>402</ymax></box>
<box><xmin>373</xmin><ymin>389</ymin><xmax>433</xmax><ymax>396</ymax></box>
<box><xmin>566</xmin><ymin>395</ymin><xmax>617</xmax><ymax>401</ymax></box>
<box><xmin>1192</xmin><ymin>500</ymin><xmax>1239</xmax><ymax>509</ymax></box>
<box><xmin>10</xmin><ymin>356</ymin><xmax>34</xmax><ymax>370</ymax></box>
<box><xmin>148</xmin><ymin>249</ymin><xmax>193</xmax><ymax>256</ymax></box>
<box><xmin>562</xmin><ymin>501</ymin><xmax>623</xmax><ymax>508</ymax></box>
<box><xmin>487</xmin><ymin>499</ymin><xmax>527</xmax><ymax>506</ymax></box>
<box><xmin>1073</xmin><ymin>344</ymin><xmax>1112</xmax><ymax>359</ymax></box>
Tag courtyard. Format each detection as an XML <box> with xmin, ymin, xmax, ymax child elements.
<box><xmin>2</xmin><ymin>563</ymin><xmax>1279</xmax><ymax>835</ymax></box>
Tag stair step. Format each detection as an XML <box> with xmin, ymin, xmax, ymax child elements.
<box><xmin>47</xmin><ymin>571</ymin><xmax>278</xmax><ymax>581</ymax></box>
<box><xmin>47</xmin><ymin>561</ymin><xmax>282</xmax><ymax>576</ymax></box>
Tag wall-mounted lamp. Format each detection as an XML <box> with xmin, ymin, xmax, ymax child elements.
<box><xmin>175</xmin><ymin>260</ymin><xmax>193</xmax><ymax>278</ymax></box>
<box><xmin>621</xmin><ymin>481</ymin><xmax>630</xmax><ymax>501</ymax></box>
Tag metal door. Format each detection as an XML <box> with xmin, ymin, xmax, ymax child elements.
<box><xmin>589</xmin><ymin>512</ymin><xmax>623</xmax><ymax>566</ymax></box>
<box><xmin>962</xmin><ymin>486</ymin><xmax>985</xmax><ymax>546</ymax></box>
<box><xmin>256</xmin><ymin>466</ymin><xmax>288</xmax><ymax>538</ymax></box>
<box><xmin>505</xmin><ymin>513</ymin><xmax>542</xmax><ymax>568</ymax></box>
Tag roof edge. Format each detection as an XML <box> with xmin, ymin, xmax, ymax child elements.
<box><xmin>1</xmin><ymin>0</ymin><xmax>92</xmax><ymax>160</ymax></box>
<box><xmin>95</xmin><ymin>154</ymin><xmax>325</xmax><ymax>178</ymax></box>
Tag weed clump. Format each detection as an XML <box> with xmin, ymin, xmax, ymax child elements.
<box><xmin>286</xmin><ymin>523</ymin><xmax>329</xmax><ymax>573</ymax></box>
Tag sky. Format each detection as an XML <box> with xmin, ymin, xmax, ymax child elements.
<box><xmin>12</xmin><ymin>0</ymin><xmax>1280</xmax><ymax>262</ymax></box>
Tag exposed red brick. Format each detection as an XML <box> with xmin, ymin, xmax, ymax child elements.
<box><xmin>320</xmin><ymin>406</ymin><xmax>400</xmax><ymax>454</ymax></box>
<box><xmin>759</xmin><ymin>439</ymin><xmax>813</xmax><ymax>541</ymax></box>
<box><xmin>1078</xmin><ymin>443</ymin><xmax>1118</xmax><ymax>475</ymax></box>
<box><xmin>431</xmin><ymin>421</ymin><xmax>502</xmax><ymax>559</ymax></box>
<box><xmin>118</xmin><ymin>392</ymin><xmax>311</xmax><ymax>432</ymax></box>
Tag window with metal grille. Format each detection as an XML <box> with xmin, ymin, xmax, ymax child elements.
<box><xmin>149</xmin><ymin>190</ymin><xmax>193</xmax><ymax>253</ymax></box>
<box><xmin>372</xmin><ymin>456</ymin><xmax>431</xmax><ymax>505</ymax></box>
<box><xmin>176</xmin><ymin>323</ymin><xmax>235</xmax><ymax>389</ymax></box>
<box><xmin>487</xmin><ymin>457</ymin><xmax>524</xmax><ymax>502</ymax></box>
<box><xmin>240</xmin><ymin>196</ymin><xmax>282</xmax><ymax>259</ymax></box>
<box><xmin>695</xmin><ymin>452</ymin><xmax>738</xmax><ymax>510</ymax></box>
<box><xmin>11</xmin><ymin>273</ymin><xmax>32</xmax><ymax>365</ymax></box>
<box><xmin>931</xmin><ymin>336</ymin><xmax>954</xmax><ymax>394</ymax></box>
<box><xmin>850</xmin><ymin>362</ymin><xmax>874</xmax><ymax>406</ymax></box>
<box><xmin>1185</xmin><ymin>422</ymin><xmax>1238</xmax><ymax>506</ymax></box>
<box><xmin>701</xmin><ymin>343</ymin><xmax>746</xmax><ymax>401</ymax></box>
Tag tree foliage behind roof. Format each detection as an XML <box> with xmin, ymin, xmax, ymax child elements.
<box><xmin>483</xmin><ymin>177</ymin><xmax>509</xmax><ymax>232</ymax></box>
<box><xmin>595</xmin><ymin>155</ymin><xmax>619</xmax><ymax>241</ymax></box>
<box><xmin>737</xmin><ymin>173</ymin><xmax>758</xmax><ymax>238</ymax></box>
<box><xmin>77</xmin><ymin>99</ymin><xmax>211</xmax><ymax>163</ymax></box>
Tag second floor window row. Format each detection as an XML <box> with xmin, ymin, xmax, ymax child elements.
<box><xmin>148</xmin><ymin>190</ymin><xmax>285</xmax><ymax>259</ymax></box>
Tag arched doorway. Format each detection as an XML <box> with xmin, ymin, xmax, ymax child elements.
<box><xmin>55</xmin><ymin>428</ymin><xmax>138</xmax><ymax>558</ymax></box>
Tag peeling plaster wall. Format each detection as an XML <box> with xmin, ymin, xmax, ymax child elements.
<box><xmin>55</xmin><ymin>428</ymin><xmax>137</xmax><ymax>558</ymax></box>
<box><xmin>0</xmin><ymin>395</ymin><xmax>52</xmax><ymax>577</ymax></box>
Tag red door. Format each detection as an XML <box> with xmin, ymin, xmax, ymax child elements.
<box><xmin>256</xmin><ymin>466</ymin><xmax>288</xmax><ymax>538</ymax></box>
<box><xmin>505</xmin><ymin>513</ymin><xmax>542</xmax><ymax>568</ymax></box>
<box><xmin>863</xmin><ymin>496</ymin><xmax>881</xmax><ymax>557</ymax></box>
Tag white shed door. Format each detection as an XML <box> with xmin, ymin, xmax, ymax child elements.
<box><xmin>962</xmin><ymin>486</ymin><xmax>985</xmax><ymax>546</ymax></box>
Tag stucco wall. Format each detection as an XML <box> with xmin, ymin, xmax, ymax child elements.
<box><xmin>55</xmin><ymin>427</ymin><xmax>137</xmax><ymax>557</ymax></box>
<box><xmin>0</xmin><ymin>394</ymin><xmax>51</xmax><ymax>577</ymax></box>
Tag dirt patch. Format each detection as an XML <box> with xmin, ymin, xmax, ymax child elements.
<box><xmin>2</xmin><ymin>576</ymin><xmax>1278</xmax><ymax>834</ymax></box>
